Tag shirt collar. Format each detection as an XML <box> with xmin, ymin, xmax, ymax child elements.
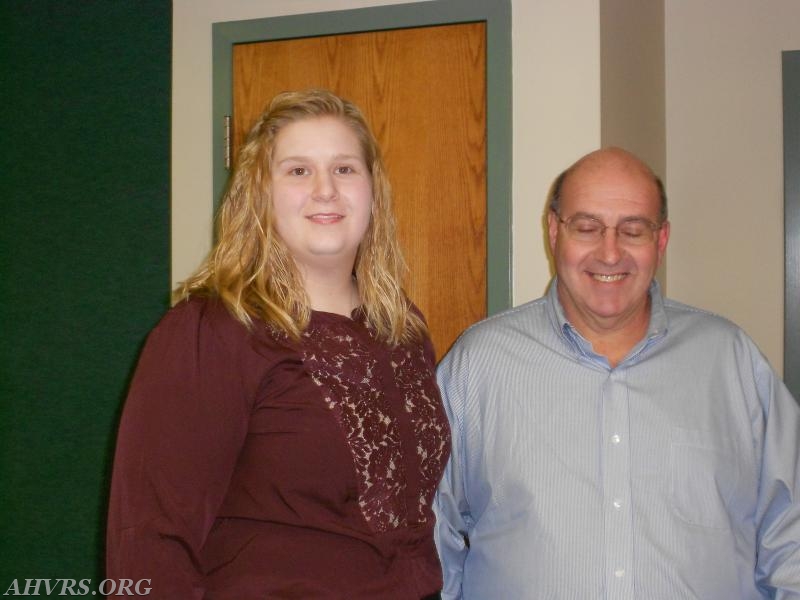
<box><xmin>546</xmin><ymin>277</ymin><xmax>669</xmax><ymax>368</ymax></box>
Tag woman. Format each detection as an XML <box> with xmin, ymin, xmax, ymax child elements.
<box><xmin>107</xmin><ymin>90</ymin><xmax>450</xmax><ymax>599</ymax></box>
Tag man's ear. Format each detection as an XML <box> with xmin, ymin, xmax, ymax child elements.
<box><xmin>547</xmin><ymin>210</ymin><xmax>559</xmax><ymax>254</ymax></box>
<box><xmin>656</xmin><ymin>220</ymin><xmax>670</xmax><ymax>264</ymax></box>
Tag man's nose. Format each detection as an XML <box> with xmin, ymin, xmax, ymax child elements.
<box><xmin>597</xmin><ymin>227</ymin><xmax>623</xmax><ymax>263</ymax></box>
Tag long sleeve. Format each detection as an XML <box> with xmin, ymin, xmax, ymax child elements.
<box><xmin>434</xmin><ymin>343</ymin><xmax>472</xmax><ymax>600</ymax></box>
<box><xmin>106</xmin><ymin>299</ymin><xmax>260</xmax><ymax>599</ymax></box>
<box><xmin>752</xmin><ymin>338</ymin><xmax>800</xmax><ymax>598</ymax></box>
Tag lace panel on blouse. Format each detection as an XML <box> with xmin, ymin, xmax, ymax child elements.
<box><xmin>301</xmin><ymin>319</ymin><xmax>448</xmax><ymax>533</ymax></box>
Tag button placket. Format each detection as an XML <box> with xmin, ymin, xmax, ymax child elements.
<box><xmin>602</xmin><ymin>371</ymin><xmax>635</xmax><ymax>598</ymax></box>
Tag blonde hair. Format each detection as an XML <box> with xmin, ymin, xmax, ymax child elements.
<box><xmin>175</xmin><ymin>89</ymin><xmax>425</xmax><ymax>345</ymax></box>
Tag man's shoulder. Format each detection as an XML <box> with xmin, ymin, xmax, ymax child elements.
<box><xmin>452</xmin><ymin>296</ymin><xmax>551</xmax><ymax>349</ymax></box>
<box><xmin>662</xmin><ymin>296</ymin><xmax>742</xmax><ymax>335</ymax></box>
<box><xmin>659</xmin><ymin>296</ymin><xmax>763</xmax><ymax>358</ymax></box>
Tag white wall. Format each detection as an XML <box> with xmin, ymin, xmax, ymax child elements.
<box><xmin>665</xmin><ymin>0</ymin><xmax>800</xmax><ymax>373</ymax></box>
<box><xmin>171</xmin><ymin>0</ymin><xmax>602</xmax><ymax>304</ymax></box>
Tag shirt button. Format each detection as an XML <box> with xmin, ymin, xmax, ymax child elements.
<box><xmin>614</xmin><ymin>568</ymin><xmax>625</xmax><ymax>578</ymax></box>
<box><xmin>612</xmin><ymin>499</ymin><xmax>622</xmax><ymax>509</ymax></box>
<box><xmin>611</xmin><ymin>434</ymin><xmax>621</xmax><ymax>444</ymax></box>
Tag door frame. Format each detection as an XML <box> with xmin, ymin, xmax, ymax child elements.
<box><xmin>212</xmin><ymin>0</ymin><xmax>512</xmax><ymax>315</ymax></box>
<box><xmin>783</xmin><ymin>49</ymin><xmax>800</xmax><ymax>398</ymax></box>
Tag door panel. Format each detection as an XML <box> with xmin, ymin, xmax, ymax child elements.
<box><xmin>232</xmin><ymin>23</ymin><xmax>486</xmax><ymax>359</ymax></box>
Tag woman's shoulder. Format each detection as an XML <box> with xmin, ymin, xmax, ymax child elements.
<box><xmin>147</xmin><ymin>295</ymin><xmax>297</xmax><ymax>372</ymax></box>
<box><xmin>154</xmin><ymin>295</ymin><xmax>245</xmax><ymax>338</ymax></box>
<box><xmin>152</xmin><ymin>294</ymin><xmax>292</xmax><ymax>359</ymax></box>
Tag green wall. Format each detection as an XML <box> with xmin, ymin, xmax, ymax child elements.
<box><xmin>0</xmin><ymin>0</ymin><xmax>171</xmax><ymax>583</ymax></box>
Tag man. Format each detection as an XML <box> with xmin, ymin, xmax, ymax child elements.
<box><xmin>434</xmin><ymin>147</ymin><xmax>800</xmax><ymax>599</ymax></box>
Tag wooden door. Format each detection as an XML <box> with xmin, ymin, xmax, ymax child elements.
<box><xmin>232</xmin><ymin>23</ymin><xmax>486</xmax><ymax>360</ymax></box>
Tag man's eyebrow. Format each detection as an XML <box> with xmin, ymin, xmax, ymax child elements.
<box><xmin>565</xmin><ymin>211</ymin><xmax>602</xmax><ymax>220</ymax></box>
<box><xmin>567</xmin><ymin>211</ymin><xmax>655</xmax><ymax>222</ymax></box>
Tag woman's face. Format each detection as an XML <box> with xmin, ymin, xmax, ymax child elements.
<box><xmin>270</xmin><ymin>115</ymin><xmax>373</xmax><ymax>275</ymax></box>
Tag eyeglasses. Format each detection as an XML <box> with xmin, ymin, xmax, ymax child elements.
<box><xmin>556</xmin><ymin>213</ymin><xmax>663</xmax><ymax>246</ymax></box>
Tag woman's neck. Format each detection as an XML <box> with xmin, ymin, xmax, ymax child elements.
<box><xmin>301</xmin><ymin>266</ymin><xmax>360</xmax><ymax>316</ymax></box>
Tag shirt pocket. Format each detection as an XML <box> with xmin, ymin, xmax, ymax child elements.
<box><xmin>669</xmin><ymin>427</ymin><xmax>738</xmax><ymax>530</ymax></box>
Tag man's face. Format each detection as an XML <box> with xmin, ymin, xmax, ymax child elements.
<box><xmin>547</xmin><ymin>151</ymin><xmax>670</xmax><ymax>338</ymax></box>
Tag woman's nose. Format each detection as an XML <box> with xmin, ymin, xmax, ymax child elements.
<box><xmin>312</xmin><ymin>171</ymin><xmax>337</xmax><ymax>201</ymax></box>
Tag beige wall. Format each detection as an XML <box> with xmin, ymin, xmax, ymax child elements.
<box><xmin>600</xmin><ymin>0</ymin><xmax>666</xmax><ymax>284</ymax></box>
<box><xmin>665</xmin><ymin>0</ymin><xmax>800</xmax><ymax>373</ymax></box>
<box><xmin>511</xmin><ymin>0</ymin><xmax>601</xmax><ymax>302</ymax></box>
<box><xmin>600</xmin><ymin>0</ymin><xmax>665</xmax><ymax>185</ymax></box>
<box><xmin>173</xmin><ymin>0</ymin><xmax>797</xmax><ymax>373</ymax></box>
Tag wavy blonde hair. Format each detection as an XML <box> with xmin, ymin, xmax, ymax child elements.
<box><xmin>175</xmin><ymin>89</ymin><xmax>425</xmax><ymax>345</ymax></box>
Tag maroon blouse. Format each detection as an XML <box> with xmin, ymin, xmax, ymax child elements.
<box><xmin>106</xmin><ymin>297</ymin><xmax>450</xmax><ymax>599</ymax></box>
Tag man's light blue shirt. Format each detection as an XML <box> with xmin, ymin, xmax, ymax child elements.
<box><xmin>434</xmin><ymin>279</ymin><xmax>800</xmax><ymax>599</ymax></box>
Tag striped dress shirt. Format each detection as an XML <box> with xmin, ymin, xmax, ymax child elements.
<box><xmin>434</xmin><ymin>279</ymin><xmax>800</xmax><ymax>599</ymax></box>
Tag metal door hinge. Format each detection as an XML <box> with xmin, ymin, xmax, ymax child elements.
<box><xmin>224</xmin><ymin>115</ymin><xmax>231</xmax><ymax>170</ymax></box>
